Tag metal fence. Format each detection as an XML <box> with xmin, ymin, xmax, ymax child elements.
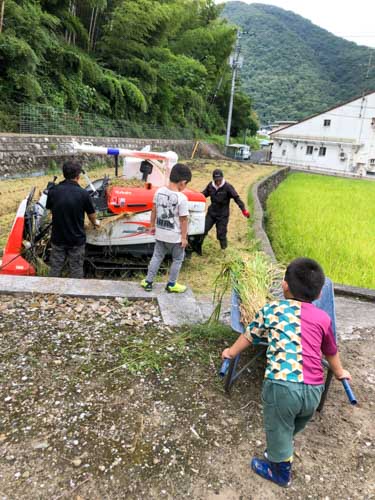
<box><xmin>19</xmin><ymin>104</ymin><xmax>194</xmax><ymax>140</ymax></box>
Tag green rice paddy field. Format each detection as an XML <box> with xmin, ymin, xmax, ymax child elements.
<box><xmin>267</xmin><ymin>172</ymin><xmax>375</xmax><ymax>289</ymax></box>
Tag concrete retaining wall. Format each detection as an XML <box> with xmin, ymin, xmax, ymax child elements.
<box><xmin>251</xmin><ymin>167</ymin><xmax>290</xmax><ymax>263</ymax></box>
<box><xmin>0</xmin><ymin>134</ymin><xmax>199</xmax><ymax>176</ymax></box>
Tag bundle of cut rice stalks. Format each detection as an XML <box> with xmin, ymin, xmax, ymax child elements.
<box><xmin>211</xmin><ymin>250</ymin><xmax>283</xmax><ymax>326</ymax></box>
<box><xmin>84</xmin><ymin>211</ymin><xmax>134</xmax><ymax>232</ymax></box>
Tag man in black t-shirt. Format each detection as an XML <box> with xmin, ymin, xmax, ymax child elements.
<box><xmin>200</xmin><ymin>169</ymin><xmax>250</xmax><ymax>251</ymax></box>
<box><xmin>46</xmin><ymin>160</ymin><xmax>99</xmax><ymax>278</ymax></box>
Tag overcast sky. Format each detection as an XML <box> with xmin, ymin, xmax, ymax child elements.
<box><xmin>217</xmin><ymin>0</ymin><xmax>375</xmax><ymax>48</ymax></box>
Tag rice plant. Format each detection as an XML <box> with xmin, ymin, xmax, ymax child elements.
<box><xmin>211</xmin><ymin>249</ymin><xmax>283</xmax><ymax>326</ymax></box>
<box><xmin>267</xmin><ymin>173</ymin><xmax>375</xmax><ymax>289</ymax></box>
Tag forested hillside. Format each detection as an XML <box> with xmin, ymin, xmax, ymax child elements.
<box><xmin>0</xmin><ymin>0</ymin><xmax>258</xmax><ymax>136</ymax></box>
<box><xmin>222</xmin><ymin>1</ymin><xmax>375</xmax><ymax>123</ymax></box>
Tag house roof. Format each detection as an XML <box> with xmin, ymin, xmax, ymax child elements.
<box><xmin>270</xmin><ymin>89</ymin><xmax>375</xmax><ymax>136</ymax></box>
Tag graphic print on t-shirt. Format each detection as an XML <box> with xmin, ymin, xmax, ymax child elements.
<box><xmin>156</xmin><ymin>192</ymin><xmax>179</xmax><ymax>231</ymax></box>
<box><xmin>246</xmin><ymin>299</ymin><xmax>337</xmax><ymax>385</ymax></box>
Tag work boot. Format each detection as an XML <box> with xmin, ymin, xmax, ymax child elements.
<box><xmin>219</xmin><ymin>238</ymin><xmax>228</xmax><ymax>250</ymax></box>
<box><xmin>191</xmin><ymin>236</ymin><xmax>204</xmax><ymax>256</ymax></box>
<box><xmin>165</xmin><ymin>282</ymin><xmax>187</xmax><ymax>293</ymax></box>
<box><xmin>251</xmin><ymin>457</ymin><xmax>292</xmax><ymax>488</ymax></box>
<box><xmin>140</xmin><ymin>279</ymin><xmax>153</xmax><ymax>291</ymax></box>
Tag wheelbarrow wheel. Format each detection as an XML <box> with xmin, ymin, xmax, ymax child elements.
<box><xmin>224</xmin><ymin>356</ymin><xmax>238</xmax><ymax>393</ymax></box>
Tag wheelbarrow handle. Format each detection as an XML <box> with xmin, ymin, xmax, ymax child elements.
<box><xmin>219</xmin><ymin>358</ymin><xmax>231</xmax><ymax>378</ymax></box>
<box><xmin>220</xmin><ymin>361</ymin><xmax>357</xmax><ymax>405</ymax></box>
<box><xmin>341</xmin><ymin>379</ymin><xmax>357</xmax><ymax>405</ymax></box>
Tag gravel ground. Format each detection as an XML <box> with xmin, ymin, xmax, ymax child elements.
<box><xmin>0</xmin><ymin>294</ymin><xmax>374</xmax><ymax>499</ymax></box>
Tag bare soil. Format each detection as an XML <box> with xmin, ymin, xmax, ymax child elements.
<box><xmin>0</xmin><ymin>294</ymin><xmax>374</xmax><ymax>499</ymax></box>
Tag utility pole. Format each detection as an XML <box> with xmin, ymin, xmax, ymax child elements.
<box><xmin>225</xmin><ymin>30</ymin><xmax>244</xmax><ymax>147</ymax></box>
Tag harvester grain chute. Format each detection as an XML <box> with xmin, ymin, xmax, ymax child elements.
<box><xmin>0</xmin><ymin>142</ymin><xmax>206</xmax><ymax>277</ymax></box>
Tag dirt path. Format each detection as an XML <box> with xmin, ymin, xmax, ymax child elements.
<box><xmin>193</xmin><ymin>329</ymin><xmax>375</xmax><ymax>500</ymax></box>
<box><xmin>180</xmin><ymin>160</ymin><xmax>273</xmax><ymax>292</ymax></box>
<box><xmin>0</xmin><ymin>294</ymin><xmax>374</xmax><ymax>499</ymax></box>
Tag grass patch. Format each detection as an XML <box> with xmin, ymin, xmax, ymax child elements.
<box><xmin>115</xmin><ymin>322</ymin><xmax>236</xmax><ymax>374</ymax></box>
<box><xmin>203</xmin><ymin>134</ymin><xmax>260</xmax><ymax>150</ymax></box>
<box><xmin>266</xmin><ymin>172</ymin><xmax>375</xmax><ymax>289</ymax></box>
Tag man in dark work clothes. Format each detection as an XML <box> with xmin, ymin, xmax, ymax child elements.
<box><xmin>200</xmin><ymin>169</ymin><xmax>250</xmax><ymax>251</ymax></box>
<box><xmin>46</xmin><ymin>160</ymin><xmax>99</xmax><ymax>278</ymax></box>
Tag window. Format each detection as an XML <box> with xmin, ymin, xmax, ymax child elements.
<box><xmin>306</xmin><ymin>146</ymin><xmax>313</xmax><ymax>155</ymax></box>
<box><xmin>282</xmin><ymin>149</ymin><xmax>286</xmax><ymax>156</ymax></box>
<box><xmin>370</xmin><ymin>159</ymin><xmax>375</xmax><ymax>165</ymax></box>
<box><xmin>324</xmin><ymin>119</ymin><xmax>331</xmax><ymax>126</ymax></box>
<box><xmin>319</xmin><ymin>147</ymin><xmax>327</xmax><ymax>156</ymax></box>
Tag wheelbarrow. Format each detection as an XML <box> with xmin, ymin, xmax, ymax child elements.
<box><xmin>220</xmin><ymin>278</ymin><xmax>357</xmax><ymax>408</ymax></box>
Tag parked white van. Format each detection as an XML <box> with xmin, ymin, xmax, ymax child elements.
<box><xmin>225</xmin><ymin>144</ymin><xmax>251</xmax><ymax>161</ymax></box>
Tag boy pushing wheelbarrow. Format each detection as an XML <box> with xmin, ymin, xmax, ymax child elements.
<box><xmin>221</xmin><ymin>257</ymin><xmax>352</xmax><ymax>487</ymax></box>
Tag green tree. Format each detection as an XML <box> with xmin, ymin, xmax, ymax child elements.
<box><xmin>0</xmin><ymin>0</ymin><xmax>258</xmax><ymax>136</ymax></box>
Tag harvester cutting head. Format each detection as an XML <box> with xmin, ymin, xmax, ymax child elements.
<box><xmin>0</xmin><ymin>180</ymin><xmax>54</xmax><ymax>276</ymax></box>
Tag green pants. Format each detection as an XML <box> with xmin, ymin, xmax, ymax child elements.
<box><xmin>262</xmin><ymin>379</ymin><xmax>324</xmax><ymax>463</ymax></box>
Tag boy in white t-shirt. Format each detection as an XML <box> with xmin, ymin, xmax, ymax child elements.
<box><xmin>141</xmin><ymin>163</ymin><xmax>192</xmax><ymax>293</ymax></box>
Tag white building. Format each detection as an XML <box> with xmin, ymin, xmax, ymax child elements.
<box><xmin>270</xmin><ymin>90</ymin><xmax>375</xmax><ymax>176</ymax></box>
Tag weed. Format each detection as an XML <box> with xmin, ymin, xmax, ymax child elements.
<box><xmin>203</xmin><ymin>134</ymin><xmax>260</xmax><ymax>150</ymax></box>
<box><xmin>46</xmin><ymin>160</ymin><xmax>59</xmax><ymax>174</ymax></box>
<box><xmin>114</xmin><ymin>322</ymin><xmax>236</xmax><ymax>374</ymax></box>
<box><xmin>34</xmin><ymin>257</ymin><xmax>50</xmax><ymax>276</ymax></box>
<box><xmin>86</xmin><ymin>159</ymin><xmax>112</xmax><ymax>171</ymax></box>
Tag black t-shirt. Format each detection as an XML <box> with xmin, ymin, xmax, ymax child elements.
<box><xmin>46</xmin><ymin>180</ymin><xmax>95</xmax><ymax>246</ymax></box>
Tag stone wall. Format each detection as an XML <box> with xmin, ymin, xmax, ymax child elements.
<box><xmin>251</xmin><ymin>167</ymin><xmax>290</xmax><ymax>262</ymax></box>
<box><xmin>0</xmin><ymin>134</ymin><xmax>200</xmax><ymax>176</ymax></box>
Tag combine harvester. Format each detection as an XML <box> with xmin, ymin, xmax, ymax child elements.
<box><xmin>0</xmin><ymin>142</ymin><xmax>206</xmax><ymax>277</ymax></box>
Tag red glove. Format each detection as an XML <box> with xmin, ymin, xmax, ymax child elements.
<box><xmin>242</xmin><ymin>209</ymin><xmax>250</xmax><ymax>218</ymax></box>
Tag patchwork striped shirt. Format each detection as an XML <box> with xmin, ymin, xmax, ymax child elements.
<box><xmin>245</xmin><ymin>299</ymin><xmax>337</xmax><ymax>385</ymax></box>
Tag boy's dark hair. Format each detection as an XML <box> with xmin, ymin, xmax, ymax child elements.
<box><xmin>285</xmin><ymin>257</ymin><xmax>325</xmax><ymax>302</ymax></box>
<box><xmin>63</xmin><ymin>160</ymin><xmax>82</xmax><ymax>180</ymax></box>
<box><xmin>170</xmin><ymin>163</ymin><xmax>192</xmax><ymax>184</ymax></box>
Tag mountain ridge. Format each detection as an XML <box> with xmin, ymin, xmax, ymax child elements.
<box><xmin>222</xmin><ymin>1</ymin><xmax>375</xmax><ymax>123</ymax></box>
